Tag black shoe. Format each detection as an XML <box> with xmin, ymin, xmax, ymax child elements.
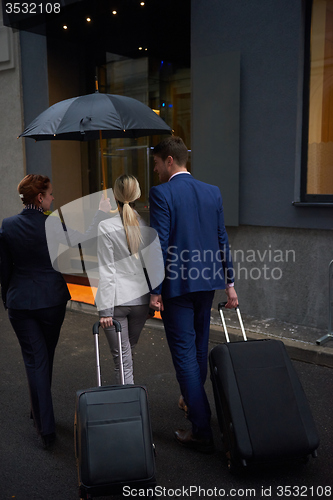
<box><xmin>41</xmin><ymin>432</ymin><xmax>56</xmax><ymax>449</ymax></box>
<box><xmin>175</xmin><ymin>429</ymin><xmax>215</xmax><ymax>454</ymax></box>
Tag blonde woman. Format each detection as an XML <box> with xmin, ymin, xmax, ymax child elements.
<box><xmin>96</xmin><ymin>175</ymin><xmax>150</xmax><ymax>384</ymax></box>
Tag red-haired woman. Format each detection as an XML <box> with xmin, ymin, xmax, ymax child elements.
<box><xmin>0</xmin><ymin>174</ymin><xmax>110</xmax><ymax>448</ymax></box>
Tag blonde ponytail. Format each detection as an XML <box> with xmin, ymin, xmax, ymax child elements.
<box><xmin>113</xmin><ymin>175</ymin><xmax>143</xmax><ymax>256</ymax></box>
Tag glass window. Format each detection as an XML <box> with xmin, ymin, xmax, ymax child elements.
<box><xmin>306</xmin><ymin>0</ymin><xmax>333</xmax><ymax>198</ymax></box>
<box><xmin>89</xmin><ymin>54</ymin><xmax>191</xmax><ymax>211</ymax></box>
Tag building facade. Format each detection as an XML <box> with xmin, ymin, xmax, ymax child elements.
<box><xmin>1</xmin><ymin>0</ymin><xmax>332</xmax><ymax>331</ymax></box>
<box><xmin>191</xmin><ymin>0</ymin><xmax>333</xmax><ymax>330</ymax></box>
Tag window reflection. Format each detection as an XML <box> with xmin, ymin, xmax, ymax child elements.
<box><xmin>93</xmin><ymin>54</ymin><xmax>191</xmax><ymax>206</ymax></box>
<box><xmin>307</xmin><ymin>0</ymin><xmax>333</xmax><ymax>195</ymax></box>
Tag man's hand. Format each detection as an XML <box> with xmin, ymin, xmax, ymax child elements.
<box><xmin>147</xmin><ymin>308</ymin><xmax>155</xmax><ymax>319</ymax></box>
<box><xmin>225</xmin><ymin>286</ymin><xmax>238</xmax><ymax>309</ymax></box>
<box><xmin>100</xmin><ymin>316</ymin><xmax>113</xmax><ymax>328</ymax></box>
<box><xmin>150</xmin><ymin>294</ymin><xmax>164</xmax><ymax>312</ymax></box>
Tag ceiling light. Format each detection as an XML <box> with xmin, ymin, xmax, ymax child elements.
<box><xmin>86</xmin><ymin>17</ymin><xmax>91</xmax><ymax>22</ymax></box>
<box><xmin>112</xmin><ymin>10</ymin><xmax>117</xmax><ymax>15</ymax></box>
<box><xmin>140</xmin><ymin>2</ymin><xmax>145</xmax><ymax>5</ymax></box>
<box><xmin>63</xmin><ymin>25</ymin><xmax>68</xmax><ymax>30</ymax></box>
<box><xmin>138</xmin><ymin>47</ymin><xmax>143</xmax><ymax>50</ymax></box>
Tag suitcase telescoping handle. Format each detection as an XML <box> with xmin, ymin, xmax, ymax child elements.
<box><xmin>93</xmin><ymin>320</ymin><xmax>124</xmax><ymax>387</ymax></box>
<box><xmin>218</xmin><ymin>302</ymin><xmax>247</xmax><ymax>342</ymax></box>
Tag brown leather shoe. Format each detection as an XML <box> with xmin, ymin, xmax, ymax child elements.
<box><xmin>175</xmin><ymin>429</ymin><xmax>215</xmax><ymax>454</ymax></box>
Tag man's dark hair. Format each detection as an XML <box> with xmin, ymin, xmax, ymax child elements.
<box><xmin>153</xmin><ymin>136</ymin><xmax>188</xmax><ymax>166</ymax></box>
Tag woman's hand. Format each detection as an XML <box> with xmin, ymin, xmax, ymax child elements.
<box><xmin>99</xmin><ymin>195</ymin><xmax>112</xmax><ymax>213</ymax></box>
<box><xmin>100</xmin><ymin>316</ymin><xmax>113</xmax><ymax>328</ymax></box>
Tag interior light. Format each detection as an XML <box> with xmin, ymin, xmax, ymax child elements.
<box><xmin>140</xmin><ymin>2</ymin><xmax>145</xmax><ymax>5</ymax></box>
<box><xmin>63</xmin><ymin>25</ymin><xmax>68</xmax><ymax>30</ymax></box>
<box><xmin>86</xmin><ymin>17</ymin><xmax>91</xmax><ymax>22</ymax></box>
<box><xmin>112</xmin><ymin>10</ymin><xmax>117</xmax><ymax>15</ymax></box>
<box><xmin>138</xmin><ymin>46</ymin><xmax>143</xmax><ymax>50</ymax></box>
<box><xmin>145</xmin><ymin>48</ymin><xmax>148</xmax><ymax>51</ymax></box>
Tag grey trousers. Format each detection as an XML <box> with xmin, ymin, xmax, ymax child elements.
<box><xmin>103</xmin><ymin>304</ymin><xmax>149</xmax><ymax>384</ymax></box>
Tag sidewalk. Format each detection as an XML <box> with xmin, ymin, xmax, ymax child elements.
<box><xmin>209</xmin><ymin>307</ymin><xmax>333</xmax><ymax>368</ymax></box>
<box><xmin>68</xmin><ymin>300</ymin><xmax>333</xmax><ymax>368</ymax></box>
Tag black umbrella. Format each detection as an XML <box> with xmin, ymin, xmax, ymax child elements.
<box><xmin>19</xmin><ymin>92</ymin><xmax>172</xmax><ymax>141</ymax></box>
<box><xmin>19</xmin><ymin>89</ymin><xmax>172</xmax><ymax>188</ymax></box>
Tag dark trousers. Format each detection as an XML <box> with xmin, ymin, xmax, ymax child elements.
<box><xmin>161</xmin><ymin>290</ymin><xmax>215</xmax><ymax>439</ymax></box>
<box><xmin>8</xmin><ymin>303</ymin><xmax>67</xmax><ymax>436</ymax></box>
<box><xmin>103</xmin><ymin>304</ymin><xmax>150</xmax><ymax>384</ymax></box>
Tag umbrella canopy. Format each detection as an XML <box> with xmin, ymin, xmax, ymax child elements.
<box><xmin>19</xmin><ymin>92</ymin><xmax>172</xmax><ymax>141</ymax></box>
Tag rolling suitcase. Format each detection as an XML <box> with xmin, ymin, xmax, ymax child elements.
<box><xmin>209</xmin><ymin>302</ymin><xmax>320</xmax><ymax>471</ymax></box>
<box><xmin>75</xmin><ymin>320</ymin><xmax>156</xmax><ymax>499</ymax></box>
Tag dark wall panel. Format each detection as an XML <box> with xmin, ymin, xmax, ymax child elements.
<box><xmin>191</xmin><ymin>52</ymin><xmax>240</xmax><ymax>226</ymax></box>
<box><xmin>191</xmin><ymin>0</ymin><xmax>333</xmax><ymax>229</ymax></box>
<box><xmin>20</xmin><ymin>31</ymin><xmax>52</xmax><ymax>179</ymax></box>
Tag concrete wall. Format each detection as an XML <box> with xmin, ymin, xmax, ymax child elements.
<box><xmin>0</xmin><ymin>14</ymin><xmax>88</xmax><ymax>221</ymax></box>
<box><xmin>213</xmin><ymin>225</ymin><xmax>333</xmax><ymax>330</ymax></box>
<box><xmin>191</xmin><ymin>51</ymin><xmax>240</xmax><ymax>226</ymax></box>
<box><xmin>0</xmin><ymin>6</ymin><xmax>25</xmax><ymax>220</ymax></box>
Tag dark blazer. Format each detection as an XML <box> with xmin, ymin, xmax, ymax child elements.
<box><xmin>0</xmin><ymin>208</ymin><xmax>108</xmax><ymax>310</ymax></box>
<box><xmin>0</xmin><ymin>209</ymin><xmax>71</xmax><ymax>310</ymax></box>
<box><xmin>149</xmin><ymin>173</ymin><xmax>234</xmax><ymax>299</ymax></box>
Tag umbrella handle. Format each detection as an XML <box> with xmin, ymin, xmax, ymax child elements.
<box><xmin>94</xmin><ymin>78</ymin><xmax>106</xmax><ymax>193</ymax></box>
<box><xmin>99</xmin><ymin>130</ymin><xmax>108</xmax><ymax>194</ymax></box>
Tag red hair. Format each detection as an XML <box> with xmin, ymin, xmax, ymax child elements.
<box><xmin>17</xmin><ymin>174</ymin><xmax>50</xmax><ymax>205</ymax></box>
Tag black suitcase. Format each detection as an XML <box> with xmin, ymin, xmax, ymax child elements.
<box><xmin>75</xmin><ymin>320</ymin><xmax>156</xmax><ymax>499</ymax></box>
<box><xmin>209</xmin><ymin>302</ymin><xmax>320</xmax><ymax>471</ymax></box>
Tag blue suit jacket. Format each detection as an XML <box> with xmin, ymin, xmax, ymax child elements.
<box><xmin>0</xmin><ymin>209</ymin><xmax>71</xmax><ymax>310</ymax></box>
<box><xmin>149</xmin><ymin>173</ymin><xmax>234</xmax><ymax>299</ymax></box>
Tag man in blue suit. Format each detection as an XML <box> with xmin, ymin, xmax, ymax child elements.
<box><xmin>149</xmin><ymin>136</ymin><xmax>238</xmax><ymax>453</ymax></box>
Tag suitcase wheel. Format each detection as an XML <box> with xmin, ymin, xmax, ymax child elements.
<box><xmin>227</xmin><ymin>458</ymin><xmax>237</xmax><ymax>474</ymax></box>
<box><xmin>226</xmin><ymin>450</ymin><xmax>247</xmax><ymax>474</ymax></box>
<box><xmin>227</xmin><ymin>458</ymin><xmax>247</xmax><ymax>474</ymax></box>
<box><xmin>79</xmin><ymin>486</ymin><xmax>93</xmax><ymax>500</ymax></box>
